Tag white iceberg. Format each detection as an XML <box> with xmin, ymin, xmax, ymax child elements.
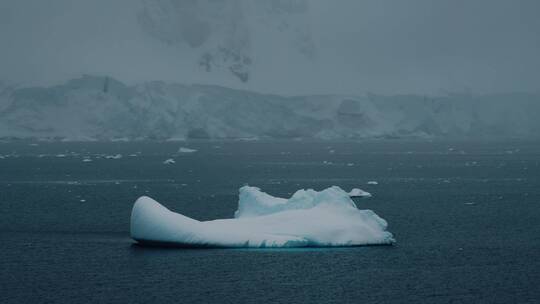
<box><xmin>178</xmin><ymin>147</ymin><xmax>197</xmax><ymax>153</ymax></box>
<box><xmin>130</xmin><ymin>186</ymin><xmax>394</xmax><ymax>248</ymax></box>
<box><xmin>348</xmin><ymin>188</ymin><xmax>372</xmax><ymax>198</ymax></box>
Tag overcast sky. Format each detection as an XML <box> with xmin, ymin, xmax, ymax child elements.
<box><xmin>1</xmin><ymin>0</ymin><xmax>539</xmax><ymax>95</ymax></box>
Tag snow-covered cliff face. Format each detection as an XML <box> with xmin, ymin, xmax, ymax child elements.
<box><xmin>1</xmin><ymin>76</ymin><xmax>539</xmax><ymax>141</ymax></box>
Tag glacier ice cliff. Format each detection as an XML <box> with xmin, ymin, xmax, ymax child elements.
<box><xmin>130</xmin><ymin>186</ymin><xmax>394</xmax><ymax>247</ymax></box>
<box><xmin>1</xmin><ymin>75</ymin><xmax>539</xmax><ymax>141</ymax></box>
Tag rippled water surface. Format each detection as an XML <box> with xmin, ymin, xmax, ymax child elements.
<box><xmin>1</xmin><ymin>140</ymin><xmax>539</xmax><ymax>303</ymax></box>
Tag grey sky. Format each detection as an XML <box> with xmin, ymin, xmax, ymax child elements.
<box><xmin>311</xmin><ymin>0</ymin><xmax>540</xmax><ymax>94</ymax></box>
<box><xmin>0</xmin><ymin>0</ymin><xmax>539</xmax><ymax>95</ymax></box>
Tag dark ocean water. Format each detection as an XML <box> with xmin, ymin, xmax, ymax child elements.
<box><xmin>1</xmin><ymin>140</ymin><xmax>539</xmax><ymax>303</ymax></box>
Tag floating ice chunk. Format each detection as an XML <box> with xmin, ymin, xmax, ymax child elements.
<box><xmin>82</xmin><ymin>158</ymin><xmax>92</xmax><ymax>162</ymax></box>
<box><xmin>130</xmin><ymin>186</ymin><xmax>394</xmax><ymax>248</ymax></box>
<box><xmin>105</xmin><ymin>154</ymin><xmax>122</xmax><ymax>159</ymax></box>
<box><xmin>348</xmin><ymin>188</ymin><xmax>372</xmax><ymax>198</ymax></box>
<box><xmin>163</xmin><ymin>158</ymin><xmax>176</xmax><ymax>165</ymax></box>
<box><xmin>178</xmin><ymin>147</ymin><xmax>197</xmax><ymax>153</ymax></box>
<box><xmin>56</xmin><ymin>154</ymin><xmax>67</xmax><ymax>158</ymax></box>
<box><xmin>367</xmin><ymin>181</ymin><xmax>379</xmax><ymax>185</ymax></box>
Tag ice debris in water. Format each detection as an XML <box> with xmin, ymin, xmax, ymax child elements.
<box><xmin>348</xmin><ymin>188</ymin><xmax>372</xmax><ymax>198</ymax></box>
<box><xmin>178</xmin><ymin>147</ymin><xmax>197</xmax><ymax>153</ymax></box>
<box><xmin>163</xmin><ymin>158</ymin><xmax>176</xmax><ymax>165</ymax></box>
<box><xmin>130</xmin><ymin>186</ymin><xmax>394</xmax><ymax>248</ymax></box>
<box><xmin>367</xmin><ymin>181</ymin><xmax>379</xmax><ymax>185</ymax></box>
<box><xmin>105</xmin><ymin>154</ymin><xmax>122</xmax><ymax>159</ymax></box>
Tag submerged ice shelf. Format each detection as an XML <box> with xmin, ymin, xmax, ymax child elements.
<box><xmin>130</xmin><ymin>186</ymin><xmax>394</xmax><ymax>248</ymax></box>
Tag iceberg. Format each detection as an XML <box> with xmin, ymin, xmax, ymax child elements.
<box><xmin>130</xmin><ymin>186</ymin><xmax>394</xmax><ymax>248</ymax></box>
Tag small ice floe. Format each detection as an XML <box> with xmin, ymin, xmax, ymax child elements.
<box><xmin>105</xmin><ymin>154</ymin><xmax>122</xmax><ymax>159</ymax></box>
<box><xmin>329</xmin><ymin>149</ymin><xmax>335</xmax><ymax>154</ymax></box>
<box><xmin>80</xmin><ymin>199</ymin><xmax>86</xmax><ymax>203</ymax></box>
<box><xmin>82</xmin><ymin>158</ymin><xmax>92</xmax><ymax>162</ymax></box>
<box><xmin>346</xmin><ymin>163</ymin><xmax>355</xmax><ymax>167</ymax></box>
<box><xmin>163</xmin><ymin>158</ymin><xmax>176</xmax><ymax>165</ymax></box>
<box><xmin>0</xmin><ymin>155</ymin><xmax>4</xmax><ymax>159</ymax></box>
<box><xmin>56</xmin><ymin>154</ymin><xmax>67</xmax><ymax>158</ymax></box>
<box><xmin>367</xmin><ymin>181</ymin><xmax>379</xmax><ymax>185</ymax></box>
<box><xmin>348</xmin><ymin>188</ymin><xmax>372</xmax><ymax>198</ymax></box>
<box><xmin>464</xmin><ymin>202</ymin><xmax>475</xmax><ymax>205</ymax></box>
<box><xmin>178</xmin><ymin>147</ymin><xmax>197</xmax><ymax>153</ymax></box>
<box><xmin>322</xmin><ymin>160</ymin><xmax>333</xmax><ymax>165</ymax></box>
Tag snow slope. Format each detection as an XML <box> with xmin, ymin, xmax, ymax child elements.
<box><xmin>1</xmin><ymin>75</ymin><xmax>539</xmax><ymax>141</ymax></box>
<box><xmin>130</xmin><ymin>186</ymin><xmax>394</xmax><ymax>247</ymax></box>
